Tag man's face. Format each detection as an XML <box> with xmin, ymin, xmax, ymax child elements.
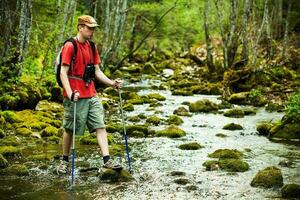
<box><xmin>80</xmin><ymin>25</ymin><xmax>96</xmax><ymax>40</ymax></box>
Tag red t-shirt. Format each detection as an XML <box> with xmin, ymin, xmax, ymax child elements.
<box><xmin>61</xmin><ymin>39</ymin><xmax>101</xmax><ymax>98</ymax></box>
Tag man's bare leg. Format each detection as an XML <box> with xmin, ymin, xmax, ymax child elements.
<box><xmin>96</xmin><ymin>128</ymin><xmax>109</xmax><ymax>156</ymax></box>
<box><xmin>62</xmin><ymin>130</ymin><xmax>72</xmax><ymax>160</ymax></box>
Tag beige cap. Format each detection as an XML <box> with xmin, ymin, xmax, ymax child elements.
<box><xmin>78</xmin><ymin>15</ymin><xmax>99</xmax><ymax>27</ymax></box>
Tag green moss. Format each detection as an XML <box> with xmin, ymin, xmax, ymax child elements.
<box><xmin>178</xmin><ymin>142</ymin><xmax>203</xmax><ymax>150</ymax></box>
<box><xmin>40</xmin><ymin>126</ymin><xmax>58</xmax><ymax>137</ymax></box>
<box><xmin>0</xmin><ymin>146</ymin><xmax>22</xmax><ymax>158</ymax></box>
<box><xmin>167</xmin><ymin>115</ymin><xmax>184</xmax><ymax>125</ymax></box>
<box><xmin>256</xmin><ymin>123</ymin><xmax>273</xmax><ymax>136</ymax></box>
<box><xmin>281</xmin><ymin>184</ymin><xmax>300</xmax><ymax>198</ymax></box>
<box><xmin>0</xmin><ymin>164</ymin><xmax>29</xmax><ymax>176</ymax></box>
<box><xmin>223</xmin><ymin>123</ymin><xmax>243</xmax><ymax>130</ymax></box>
<box><xmin>128</xmin><ymin>116</ymin><xmax>141</xmax><ymax>122</ymax></box>
<box><xmin>126</xmin><ymin>125</ymin><xmax>149</xmax><ymax>136</ymax></box>
<box><xmin>109</xmin><ymin>144</ymin><xmax>126</xmax><ymax>157</ymax></box>
<box><xmin>156</xmin><ymin>125</ymin><xmax>186</xmax><ymax>138</ymax></box>
<box><xmin>243</xmin><ymin>108</ymin><xmax>257</xmax><ymax>115</ymax></box>
<box><xmin>0</xmin><ymin>129</ymin><xmax>5</xmax><ymax>138</ymax></box>
<box><xmin>147</xmin><ymin>93</ymin><xmax>166</xmax><ymax>101</ymax></box>
<box><xmin>146</xmin><ymin>116</ymin><xmax>161</xmax><ymax>125</ymax></box>
<box><xmin>266</xmin><ymin>103</ymin><xmax>285</xmax><ymax>112</ymax></box>
<box><xmin>99</xmin><ymin>169</ymin><xmax>134</xmax><ymax>182</ymax></box>
<box><xmin>0</xmin><ymin>154</ymin><xmax>8</xmax><ymax>169</ymax></box>
<box><xmin>251</xmin><ymin>166</ymin><xmax>283</xmax><ymax>188</ymax></box>
<box><xmin>127</xmin><ymin>98</ymin><xmax>144</xmax><ymax>105</ymax></box>
<box><xmin>131</xmin><ymin>130</ymin><xmax>145</xmax><ymax>138</ymax></box>
<box><xmin>208</xmin><ymin>149</ymin><xmax>243</xmax><ymax>159</ymax></box>
<box><xmin>0</xmin><ymin>115</ymin><xmax>6</xmax><ymax>125</ymax></box>
<box><xmin>123</xmin><ymin>103</ymin><xmax>134</xmax><ymax>111</ymax></box>
<box><xmin>137</xmin><ymin>113</ymin><xmax>147</xmax><ymax>119</ymax></box>
<box><xmin>173</xmin><ymin>107</ymin><xmax>191</xmax><ymax>116</ymax></box>
<box><xmin>223</xmin><ymin>109</ymin><xmax>245</xmax><ymax>118</ymax></box>
<box><xmin>1</xmin><ymin>111</ymin><xmax>21</xmax><ymax>123</ymax></box>
<box><xmin>216</xmin><ymin>133</ymin><xmax>228</xmax><ymax>138</ymax></box>
<box><xmin>27</xmin><ymin>154</ymin><xmax>52</xmax><ymax>161</ymax></box>
<box><xmin>189</xmin><ymin>99</ymin><xmax>218</xmax><ymax>113</ymax></box>
<box><xmin>106</xmin><ymin>123</ymin><xmax>122</xmax><ymax>133</ymax></box>
<box><xmin>16</xmin><ymin>127</ymin><xmax>32</xmax><ymax>137</ymax></box>
<box><xmin>172</xmin><ymin>89</ymin><xmax>194</xmax><ymax>96</ymax></box>
<box><xmin>47</xmin><ymin>135</ymin><xmax>60</xmax><ymax>143</ymax></box>
<box><xmin>0</xmin><ymin>136</ymin><xmax>21</xmax><ymax>146</ymax></box>
<box><xmin>269</xmin><ymin>122</ymin><xmax>300</xmax><ymax>140</ymax></box>
<box><xmin>203</xmin><ymin>159</ymin><xmax>249</xmax><ymax>172</ymax></box>
<box><xmin>79</xmin><ymin>134</ymin><xmax>97</xmax><ymax>145</ymax></box>
<box><xmin>228</xmin><ymin>92</ymin><xmax>249</xmax><ymax>105</ymax></box>
<box><xmin>0</xmin><ymin>95</ymin><xmax>18</xmax><ymax>110</ymax></box>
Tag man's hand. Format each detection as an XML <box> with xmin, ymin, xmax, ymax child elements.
<box><xmin>112</xmin><ymin>79</ymin><xmax>122</xmax><ymax>89</ymax></box>
<box><xmin>69</xmin><ymin>90</ymin><xmax>80</xmax><ymax>102</ymax></box>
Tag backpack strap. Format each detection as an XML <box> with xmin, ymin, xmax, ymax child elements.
<box><xmin>89</xmin><ymin>40</ymin><xmax>96</xmax><ymax>64</ymax></box>
<box><xmin>64</xmin><ymin>38</ymin><xmax>77</xmax><ymax>75</ymax></box>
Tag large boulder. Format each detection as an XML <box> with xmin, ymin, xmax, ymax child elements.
<box><xmin>250</xmin><ymin>166</ymin><xmax>283</xmax><ymax>188</ymax></box>
<box><xmin>189</xmin><ymin>99</ymin><xmax>218</xmax><ymax>113</ymax></box>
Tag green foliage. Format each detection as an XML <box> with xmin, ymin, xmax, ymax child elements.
<box><xmin>286</xmin><ymin>92</ymin><xmax>300</xmax><ymax>122</ymax></box>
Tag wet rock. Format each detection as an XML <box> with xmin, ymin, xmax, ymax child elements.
<box><xmin>0</xmin><ymin>146</ymin><xmax>22</xmax><ymax>158</ymax></box>
<box><xmin>156</xmin><ymin>125</ymin><xmax>186</xmax><ymax>138</ymax></box>
<box><xmin>174</xmin><ymin>178</ymin><xmax>190</xmax><ymax>185</ymax></box>
<box><xmin>223</xmin><ymin>123</ymin><xmax>243</xmax><ymax>130</ymax></box>
<box><xmin>178</xmin><ymin>142</ymin><xmax>203</xmax><ymax>150</ymax></box>
<box><xmin>40</xmin><ymin>126</ymin><xmax>58</xmax><ymax>137</ymax></box>
<box><xmin>185</xmin><ymin>185</ymin><xmax>198</xmax><ymax>191</ymax></box>
<box><xmin>173</xmin><ymin>107</ymin><xmax>191</xmax><ymax>116</ymax></box>
<box><xmin>99</xmin><ymin>168</ymin><xmax>133</xmax><ymax>182</ymax></box>
<box><xmin>228</xmin><ymin>92</ymin><xmax>249</xmax><ymax>105</ymax></box>
<box><xmin>0</xmin><ymin>154</ymin><xmax>8</xmax><ymax>169</ymax></box>
<box><xmin>162</xmin><ymin>69</ymin><xmax>174</xmax><ymax>78</ymax></box>
<box><xmin>123</xmin><ymin>103</ymin><xmax>134</xmax><ymax>111</ymax></box>
<box><xmin>265</xmin><ymin>102</ymin><xmax>285</xmax><ymax>112</ymax></box>
<box><xmin>125</xmin><ymin>125</ymin><xmax>149</xmax><ymax>136</ymax></box>
<box><xmin>127</xmin><ymin>98</ymin><xmax>144</xmax><ymax>105</ymax></box>
<box><xmin>281</xmin><ymin>184</ymin><xmax>300</xmax><ymax>198</ymax></box>
<box><xmin>16</xmin><ymin>127</ymin><xmax>32</xmax><ymax>137</ymax></box>
<box><xmin>0</xmin><ymin>164</ymin><xmax>29</xmax><ymax>176</ymax></box>
<box><xmin>131</xmin><ymin>130</ymin><xmax>145</xmax><ymax>138</ymax></box>
<box><xmin>167</xmin><ymin>115</ymin><xmax>183</xmax><ymax>125</ymax></box>
<box><xmin>223</xmin><ymin>109</ymin><xmax>245</xmax><ymax>118</ymax></box>
<box><xmin>256</xmin><ymin>123</ymin><xmax>273</xmax><ymax>136</ymax></box>
<box><xmin>147</xmin><ymin>93</ymin><xmax>166</xmax><ymax>101</ymax></box>
<box><xmin>128</xmin><ymin>116</ymin><xmax>141</xmax><ymax>122</ymax></box>
<box><xmin>269</xmin><ymin>122</ymin><xmax>300</xmax><ymax>140</ymax></box>
<box><xmin>189</xmin><ymin>99</ymin><xmax>218</xmax><ymax>113</ymax></box>
<box><xmin>215</xmin><ymin>133</ymin><xmax>228</xmax><ymax>138</ymax></box>
<box><xmin>146</xmin><ymin>116</ymin><xmax>161</xmax><ymax>125</ymax></box>
<box><xmin>251</xmin><ymin>166</ymin><xmax>283</xmax><ymax>188</ymax></box>
<box><xmin>170</xmin><ymin>171</ymin><xmax>186</xmax><ymax>176</ymax></box>
<box><xmin>243</xmin><ymin>108</ymin><xmax>257</xmax><ymax>115</ymax></box>
<box><xmin>208</xmin><ymin>149</ymin><xmax>243</xmax><ymax>159</ymax></box>
<box><xmin>203</xmin><ymin>159</ymin><xmax>249</xmax><ymax>172</ymax></box>
<box><xmin>144</xmin><ymin>62</ymin><xmax>159</xmax><ymax>74</ymax></box>
<box><xmin>172</xmin><ymin>89</ymin><xmax>194</xmax><ymax>96</ymax></box>
<box><xmin>1</xmin><ymin>111</ymin><xmax>22</xmax><ymax>123</ymax></box>
<box><xmin>218</xmin><ymin>100</ymin><xmax>233</xmax><ymax>109</ymax></box>
<box><xmin>278</xmin><ymin>159</ymin><xmax>293</xmax><ymax>167</ymax></box>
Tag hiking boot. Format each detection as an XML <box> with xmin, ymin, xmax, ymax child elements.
<box><xmin>56</xmin><ymin>160</ymin><xmax>69</xmax><ymax>175</ymax></box>
<box><xmin>103</xmin><ymin>159</ymin><xmax>123</xmax><ymax>171</ymax></box>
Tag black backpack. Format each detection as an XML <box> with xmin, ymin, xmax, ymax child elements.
<box><xmin>55</xmin><ymin>38</ymin><xmax>96</xmax><ymax>87</ymax></box>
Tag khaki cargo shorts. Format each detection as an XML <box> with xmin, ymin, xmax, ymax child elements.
<box><xmin>63</xmin><ymin>96</ymin><xmax>105</xmax><ymax>135</ymax></box>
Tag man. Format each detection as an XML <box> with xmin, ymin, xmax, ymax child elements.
<box><xmin>57</xmin><ymin>15</ymin><xmax>122</xmax><ymax>174</ymax></box>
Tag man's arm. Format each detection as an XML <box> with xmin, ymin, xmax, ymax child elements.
<box><xmin>60</xmin><ymin>65</ymin><xmax>79</xmax><ymax>101</ymax></box>
<box><xmin>95</xmin><ymin>64</ymin><xmax>120</xmax><ymax>88</ymax></box>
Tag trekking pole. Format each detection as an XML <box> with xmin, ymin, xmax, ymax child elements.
<box><xmin>71</xmin><ymin>102</ymin><xmax>76</xmax><ymax>189</ymax></box>
<box><xmin>118</xmin><ymin>89</ymin><xmax>132</xmax><ymax>173</ymax></box>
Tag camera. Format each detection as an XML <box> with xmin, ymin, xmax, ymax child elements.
<box><xmin>83</xmin><ymin>63</ymin><xmax>95</xmax><ymax>86</ymax></box>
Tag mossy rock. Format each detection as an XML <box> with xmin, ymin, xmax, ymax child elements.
<box><xmin>147</xmin><ymin>93</ymin><xmax>166</xmax><ymax>101</ymax></box>
<box><xmin>269</xmin><ymin>122</ymin><xmax>300</xmax><ymax>140</ymax></box>
<box><xmin>228</xmin><ymin>92</ymin><xmax>249</xmax><ymax>105</ymax></box>
<box><xmin>0</xmin><ymin>164</ymin><xmax>29</xmax><ymax>176</ymax></box>
<box><xmin>256</xmin><ymin>123</ymin><xmax>273</xmax><ymax>136</ymax></box>
<box><xmin>266</xmin><ymin>103</ymin><xmax>285</xmax><ymax>112</ymax></box>
<box><xmin>47</xmin><ymin>135</ymin><xmax>60</xmax><ymax>143</ymax></box>
<box><xmin>40</xmin><ymin>126</ymin><xmax>58</xmax><ymax>137</ymax></box>
<box><xmin>123</xmin><ymin>103</ymin><xmax>134</xmax><ymax>112</ymax></box>
<box><xmin>170</xmin><ymin>171</ymin><xmax>186</xmax><ymax>176</ymax></box>
<box><xmin>0</xmin><ymin>154</ymin><xmax>8</xmax><ymax>169</ymax></box>
<box><xmin>243</xmin><ymin>108</ymin><xmax>257</xmax><ymax>115</ymax></box>
<box><xmin>223</xmin><ymin>123</ymin><xmax>243</xmax><ymax>130</ymax></box>
<box><xmin>156</xmin><ymin>125</ymin><xmax>186</xmax><ymax>138</ymax></box>
<box><xmin>27</xmin><ymin>154</ymin><xmax>52</xmax><ymax>161</ymax></box>
<box><xmin>128</xmin><ymin>116</ymin><xmax>141</xmax><ymax>122</ymax></box>
<box><xmin>109</xmin><ymin>144</ymin><xmax>127</xmax><ymax>157</ymax></box>
<box><xmin>0</xmin><ymin>129</ymin><xmax>5</xmax><ymax>138</ymax></box>
<box><xmin>281</xmin><ymin>184</ymin><xmax>300</xmax><ymax>198</ymax></box>
<box><xmin>172</xmin><ymin>89</ymin><xmax>194</xmax><ymax>96</ymax></box>
<box><xmin>208</xmin><ymin>149</ymin><xmax>243</xmax><ymax>159</ymax></box>
<box><xmin>0</xmin><ymin>115</ymin><xmax>6</xmax><ymax>125</ymax></box>
<box><xmin>0</xmin><ymin>136</ymin><xmax>21</xmax><ymax>146</ymax></box>
<box><xmin>0</xmin><ymin>146</ymin><xmax>22</xmax><ymax>158</ymax></box>
<box><xmin>99</xmin><ymin>168</ymin><xmax>134</xmax><ymax>182</ymax></box>
<box><xmin>173</xmin><ymin>107</ymin><xmax>191</xmax><ymax>116</ymax></box>
<box><xmin>203</xmin><ymin>159</ymin><xmax>249</xmax><ymax>172</ymax></box>
<box><xmin>131</xmin><ymin>130</ymin><xmax>145</xmax><ymax>138</ymax></box>
<box><xmin>16</xmin><ymin>127</ymin><xmax>32</xmax><ymax>137</ymax></box>
<box><xmin>79</xmin><ymin>134</ymin><xmax>97</xmax><ymax>145</ymax></box>
<box><xmin>167</xmin><ymin>115</ymin><xmax>184</xmax><ymax>125</ymax></box>
<box><xmin>146</xmin><ymin>116</ymin><xmax>161</xmax><ymax>125</ymax></box>
<box><xmin>191</xmin><ymin>85</ymin><xmax>210</xmax><ymax>95</ymax></box>
<box><xmin>137</xmin><ymin>113</ymin><xmax>147</xmax><ymax>119</ymax></box>
<box><xmin>223</xmin><ymin>109</ymin><xmax>245</xmax><ymax>118</ymax></box>
<box><xmin>174</xmin><ymin>178</ymin><xmax>190</xmax><ymax>185</ymax></box>
<box><xmin>1</xmin><ymin>111</ymin><xmax>21</xmax><ymax>123</ymax></box>
<box><xmin>106</xmin><ymin>123</ymin><xmax>122</xmax><ymax>133</ymax></box>
<box><xmin>0</xmin><ymin>94</ymin><xmax>18</xmax><ymax>110</ymax></box>
<box><xmin>144</xmin><ymin>62</ymin><xmax>159</xmax><ymax>74</ymax></box>
<box><xmin>189</xmin><ymin>99</ymin><xmax>218</xmax><ymax>113</ymax></box>
<box><xmin>216</xmin><ymin>133</ymin><xmax>228</xmax><ymax>138</ymax></box>
<box><xmin>127</xmin><ymin>98</ymin><xmax>144</xmax><ymax>105</ymax></box>
<box><xmin>218</xmin><ymin>101</ymin><xmax>233</xmax><ymax>109</ymax></box>
<box><xmin>104</xmin><ymin>87</ymin><xmax>119</xmax><ymax>97</ymax></box>
<box><xmin>125</xmin><ymin>125</ymin><xmax>149</xmax><ymax>136</ymax></box>
<box><xmin>178</xmin><ymin>142</ymin><xmax>203</xmax><ymax>150</ymax></box>
<box><xmin>250</xmin><ymin>166</ymin><xmax>283</xmax><ymax>188</ymax></box>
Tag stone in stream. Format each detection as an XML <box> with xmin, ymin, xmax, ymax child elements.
<box><xmin>203</xmin><ymin>159</ymin><xmax>249</xmax><ymax>172</ymax></box>
<box><xmin>278</xmin><ymin>159</ymin><xmax>294</xmax><ymax>167</ymax></box>
<box><xmin>173</xmin><ymin>107</ymin><xmax>191</xmax><ymax>117</ymax></box>
<box><xmin>189</xmin><ymin>99</ymin><xmax>219</xmax><ymax>113</ymax></box>
<box><xmin>170</xmin><ymin>171</ymin><xmax>186</xmax><ymax>176</ymax></box>
<box><xmin>178</xmin><ymin>142</ymin><xmax>203</xmax><ymax>150</ymax></box>
<box><xmin>98</xmin><ymin>168</ymin><xmax>134</xmax><ymax>182</ymax></box>
<box><xmin>223</xmin><ymin>108</ymin><xmax>245</xmax><ymax>118</ymax></box>
<box><xmin>223</xmin><ymin>123</ymin><xmax>243</xmax><ymax>130</ymax></box>
<box><xmin>250</xmin><ymin>166</ymin><xmax>283</xmax><ymax>188</ymax></box>
<box><xmin>174</xmin><ymin>178</ymin><xmax>190</xmax><ymax>185</ymax></box>
<box><xmin>208</xmin><ymin>149</ymin><xmax>243</xmax><ymax>159</ymax></box>
<box><xmin>156</xmin><ymin>125</ymin><xmax>186</xmax><ymax>138</ymax></box>
<box><xmin>0</xmin><ymin>164</ymin><xmax>29</xmax><ymax>176</ymax></box>
<box><xmin>281</xmin><ymin>184</ymin><xmax>300</xmax><ymax>198</ymax></box>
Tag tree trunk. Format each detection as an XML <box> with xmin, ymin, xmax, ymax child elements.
<box><xmin>203</xmin><ymin>0</ymin><xmax>214</xmax><ymax>73</ymax></box>
<box><xmin>241</xmin><ymin>0</ymin><xmax>250</xmax><ymax>64</ymax></box>
<box><xmin>227</xmin><ymin>0</ymin><xmax>238</xmax><ymax>68</ymax></box>
<box><xmin>17</xmin><ymin>0</ymin><xmax>33</xmax><ymax>76</ymax></box>
<box><xmin>265</xmin><ymin>1</ymin><xmax>274</xmax><ymax>59</ymax></box>
<box><xmin>128</xmin><ymin>15</ymin><xmax>138</xmax><ymax>62</ymax></box>
<box><xmin>282</xmin><ymin>0</ymin><xmax>292</xmax><ymax>59</ymax></box>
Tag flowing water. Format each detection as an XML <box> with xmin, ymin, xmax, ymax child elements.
<box><xmin>1</xmin><ymin>78</ymin><xmax>299</xmax><ymax>200</ymax></box>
